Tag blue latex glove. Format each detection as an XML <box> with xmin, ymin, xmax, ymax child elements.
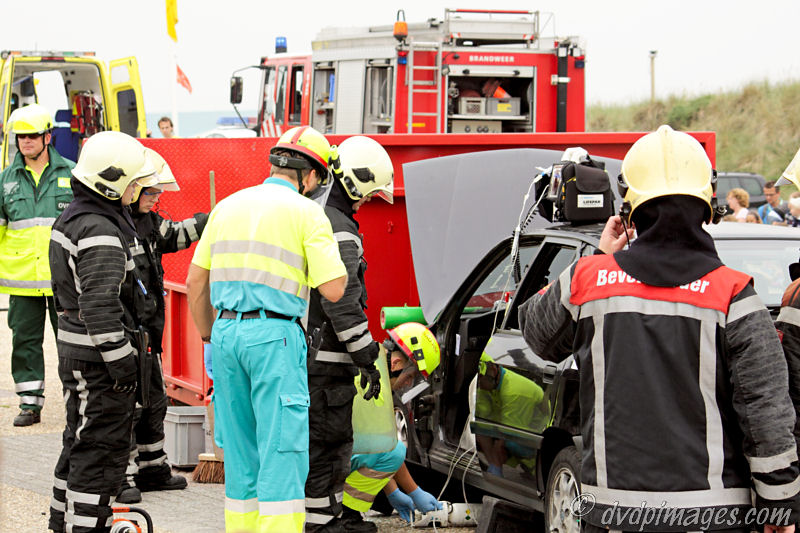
<box><xmin>408</xmin><ymin>487</ymin><xmax>443</xmax><ymax>513</ymax></box>
<box><xmin>203</xmin><ymin>343</ymin><xmax>213</xmax><ymax>380</ymax></box>
<box><xmin>386</xmin><ymin>488</ymin><xmax>415</xmax><ymax>522</ymax></box>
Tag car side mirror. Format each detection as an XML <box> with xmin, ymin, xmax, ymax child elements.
<box><xmin>230</xmin><ymin>76</ymin><xmax>243</xmax><ymax>105</ymax></box>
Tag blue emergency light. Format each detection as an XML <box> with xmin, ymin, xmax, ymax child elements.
<box><xmin>276</xmin><ymin>37</ymin><xmax>287</xmax><ymax>54</ymax></box>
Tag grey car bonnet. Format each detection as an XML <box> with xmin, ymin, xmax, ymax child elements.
<box><xmin>402</xmin><ymin>148</ymin><xmax>622</xmax><ymax>323</ymax></box>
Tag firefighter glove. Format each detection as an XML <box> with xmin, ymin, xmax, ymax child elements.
<box><xmin>204</xmin><ymin>343</ymin><xmax>213</xmax><ymax>380</ymax></box>
<box><xmin>113</xmin><ymin>377</ymin><xmax>137</xmax><ymax>394</ymax></box>
<box><xmin>359</xmin><ymin>363</ymin><xmax>381</xmax><ymax>401</ymax></box>
<box><xmin>387</xmin><ymin>488</ymin><xmax>414</xmax><ymax>522</ymax></box>
<box><xmin>409</xmin><ymin>487</ymin><xmax>443</xmax><ymax>513</ymax></box>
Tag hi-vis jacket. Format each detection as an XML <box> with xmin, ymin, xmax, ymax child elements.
<box><xmin>0</xmin><ymin>146</ymin><xmax>74</xmax><ymax>296</ymax></box>
<box><xmin>520</xmin><ymin>254</ymin><xmax>800</xmax><ymax>529</ymax></box>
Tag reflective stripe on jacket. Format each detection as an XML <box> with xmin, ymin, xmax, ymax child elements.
<box><xmin>307</xmin><ymin>206</ymin><xmax>377</xmax><ymax>378</ymax></box>
<box><xmin>191</xmin><ymin>177</ymin><xmax>345</xmax><ymax>318</ymax></box>
<box><xmin>0</xmin><ymin>146</ymin><xmax>74</xmax><ymax>295</ymax></box>
<box><xmin>520</xmin><ymin>254</ymin><xmax>800</xmax><ymax>528</ymax></box>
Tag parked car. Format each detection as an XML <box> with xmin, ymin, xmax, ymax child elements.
<box><xmin>394</xmin><ymin>150</ymin><xmax>800</xmax><ymax>530</ymax></box>
<box><xmin>195</xmin><ymin>116</ymin><xmax>257</xmax><ymax>138</ymax></box>
<box><xmin>716</xmin><ymin>171</ymin><xmax>767</xmax><ymax>209</ymax></box>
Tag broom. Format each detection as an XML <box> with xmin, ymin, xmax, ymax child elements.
<box><xmin>193</xmin><ymin>173</ymin><xmax>225</xmax><ymax>484</ymax></box>
<box><xmin>192</xmin><ymin>452</ymin><xmax>224</xmax><ymax>484</ymax></box>
<box><xmin>192</xmin><ymin>387</ymin><xmax>225</xmax><ymax>483</ymax></box>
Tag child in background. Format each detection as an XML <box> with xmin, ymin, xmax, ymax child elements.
<box><xmin>786</xmin><ymin>197</ymin><xmax>800</xmax><ymax>227</ymax></box>
<box><xmin>745</xmin><ymin>210</ymin><xmax>762</xmax><ymax>224</ymax></box>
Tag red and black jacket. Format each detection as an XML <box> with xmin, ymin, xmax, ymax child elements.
<box><xmin>520</xmin><ymin>253</ymin><xmax>800</xmax><ymax>530</ymax></box>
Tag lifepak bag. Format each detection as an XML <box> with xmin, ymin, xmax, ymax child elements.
<box><xmin>556</xmin><ymin>160</ymin><xmax>614</xmax><ymax>223</ymax></box>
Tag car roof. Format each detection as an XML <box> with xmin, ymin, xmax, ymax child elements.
<box><xmin>522</xmin><ymin>221</ymin><xmax>605</xmax><ymax>241</ymax></box>
<box><xmin>522</xmin><ymin>220</ymin><xmax>800</xmax><ymax>242</ymax></box>
<box><xmin>706</xmin><ymin>220</ymin><xmax>800</xmax><ymax>239</ymax></box>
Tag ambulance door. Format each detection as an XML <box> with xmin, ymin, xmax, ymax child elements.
<box><xmin>109</xmin><ymin>57</ymin><xmax>146</xmax><ymax>137</ymax></box>
<box><xmin>0</xmin><ymin>56</ymin><xmax>15</xmax><ymax>168</ymax></box>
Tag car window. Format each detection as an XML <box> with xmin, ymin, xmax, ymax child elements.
<box><xmin>504</xmin><ymin>243</ymin><xmax>578</xmax><ymax>330</ymax></box>
<box><xmin>716</xmin><ymin>176</ymin><xmax>738</xmax><ymax>200</ymax></box>
<box><xmin>740</xmin><ymin>177</ymin><xmax>763</xmax><ymax>197</ymax></box>
<box><xmin>464</xmin><ymin>243</ymin><xmax>540</xmax><ymax>313</ymax></box>
<box><xmin>715</xmin><ymin>239</ymin><xmax>798</xmax><ymax>308</ymax></box>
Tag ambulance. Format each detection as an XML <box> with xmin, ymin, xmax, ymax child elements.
<box><xmin>0</xmin><ymin>50</ymin><xmax>146</xmax><ymax>167</ymax></box>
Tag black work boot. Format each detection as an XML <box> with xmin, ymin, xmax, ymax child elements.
<box><xmin>13</xmin><ymin>409</ymin><xmax>40</xmax><ymax>427</ymax></box>
<box><xmin>340</xmin><ymin>507</ymin><xmax>377</xmax><ymax>533</ymax></box>
<box><xmin>116</xmin><ymin>484</ymin><xmax>142</xmax><ymax>504</ymax></box>
<box><xmin>136</xmin><ymin>473</ymin><xmax>187</xmax><ymax>492</ymax></box>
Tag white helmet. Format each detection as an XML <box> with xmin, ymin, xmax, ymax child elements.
<box><xmin>144</xmin><ymin>148</ymin><xmax>179</xmax><ymax>191</ymax></box>
<box><xmin>71</xmin><ymin>131</ymin><xmax>158</xmax><ymax>200</ymax></box>
<box><xmin>334</xmin><ymin>136</ymin><xmax>394</xmax><ymax>204</ymax></box>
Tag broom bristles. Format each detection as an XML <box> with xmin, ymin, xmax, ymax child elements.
<box><xmin>192</xmin><ymin>453</ymin><xmax>225</xmax><ymax>484</ymax></box>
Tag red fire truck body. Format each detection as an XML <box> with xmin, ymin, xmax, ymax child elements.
<box><xmin>141</xmin><ymin>132</ymin><xmax>716</xmax><ymax>405</ymax></box>
<box><xmin>249</xmin><ymin>9</ymin><xmax>586</xmax><ymax>138</ymax></box>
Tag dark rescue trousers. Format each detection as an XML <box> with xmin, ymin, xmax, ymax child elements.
<box><xmin>123</xmin><ymin>352</ymin><xmax>170</xmax><ymax>489</ymax></box>
<box><xmin>305</xmin><ymin>375</ymin><xmax>357</xmax><ymax>532</ymax></box>
<box><xmin>9</xmin><ymin>294</ymin><xmax>57</xmax><ymax>412</ymax></box>
<box><xmin>49</xmin><ymin>357</ymin><xmax>136</xmax><ymax>533</ymax></box>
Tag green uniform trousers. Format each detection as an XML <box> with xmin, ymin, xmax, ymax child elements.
<box><xmin>9</xmin><ymin>294</ymin><xmax>57</xmax><ymax>412</ymax></box>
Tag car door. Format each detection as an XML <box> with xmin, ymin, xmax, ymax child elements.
<box><xmin>466</xmin><ymin>239</ymin><xmax>580</xmax><ymax>489</ymax></box>
<box><xmin>109</xmin><ymin>57</ymin><xmax>147</xmax><ymax>137</ymax></box>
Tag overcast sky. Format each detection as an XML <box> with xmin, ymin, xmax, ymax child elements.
<box><xmin>6</xmin><ymin>1</ymin><xmax>799</xmax><ymax>114</ymax></box>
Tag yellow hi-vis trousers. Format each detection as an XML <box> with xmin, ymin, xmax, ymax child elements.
<box><xmin>343</xmin><ymin>441</ymin><xmax>406</xmax><ymax>512</ymax></box>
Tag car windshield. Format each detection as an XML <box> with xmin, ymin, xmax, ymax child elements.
<box><xmin>715</xmin><ymin>239</ymin><xmax>800</xmax><ymax>308</ymax></box>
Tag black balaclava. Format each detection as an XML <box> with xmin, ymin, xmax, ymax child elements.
<box><xmin>61</xmin><ymin>179</ymin><xmax>138</xmax><ymax>238</ymax></box>
<box><xmin>325</xmin><ymin>175</ymin><xmax>356</xmax><ymax>219</ymax></box>
<box><xmin>613</xmin><ymin>195</ymin><xmax>723</xmax><ymax>287</ymax></box>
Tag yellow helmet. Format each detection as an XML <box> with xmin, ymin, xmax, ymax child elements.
<box><xmin>478</xmin><ymin>352</ymin><xmax>494</xmax><ymax>376</ymax></box>
<box><xmin>387</xmin><ymin>322</ymin><xmax>440</xmax><ymax>378</ymax></box>
<box><xmin>618</xmin><ymin>125</ymin><xmax>716</xmax><ymax>223</ymax></box>
<box><xmin>333</xmin><ymin>136</ymin><xmax>394</xmax><ymax>204</ymax></box>
<box><xmin>777</xmin><ymin>145</ymin><xmax>800</xmax><ymax>189</ymax></box>
<box><xmin>269</xmin><ymin>126</ymin><xmax>332</xmax><ymax>181</ymax></box>
<box><xmin>72</xmin><ymin>131</ymin><xmax>158</xmax><ymax>200</ymax></box>
<box><xmin>7</xmin><ymin>103</ymin><xmax>53</xmax><ymax>135</ymax></box>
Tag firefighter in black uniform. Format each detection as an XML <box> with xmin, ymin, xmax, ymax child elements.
<box><xmin>116</xmin><ymin>149</ymin><xmax>208</xmax><ymax>503</ymax></box>
<box><xmin>774</xmin><ymin>169</ymin><xmax>800</xmax><ymax>459</ymax></box>
<box><xmin>305</xmin><ymin>136</ymin><xmax>395</xmax><ymax>533</ymax></box>
<box><xmin>47</xmin><ymin>131</ymin><xmax>159</xmax><ymax>533</ymax></box>
<box><xmin>520</xmin><ymin>125</ymin><xmax>800</xmax><ymax>532</ymax></box>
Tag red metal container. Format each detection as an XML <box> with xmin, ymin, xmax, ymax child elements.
<box><xmin>141</xmin><ymin>132</ymin><xmax>715</xmax><ymax>404</ymax></box>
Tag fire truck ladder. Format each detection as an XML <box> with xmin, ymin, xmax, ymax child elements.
<box><xmin>406</xmin><ymin>40</ymin><xmax>443</xmax><ymax>133</ymax></box>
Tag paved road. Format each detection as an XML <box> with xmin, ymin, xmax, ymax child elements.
<box><xmin>0</xmin><ymin>294</ymin><xmax>476</xmax><ymax>532</ymax></box>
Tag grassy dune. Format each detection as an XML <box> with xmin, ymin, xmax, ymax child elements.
<box><xmin>588</xmin><ymin>80</ymin><xmax>800</xmax><ymax>192</ymax></box>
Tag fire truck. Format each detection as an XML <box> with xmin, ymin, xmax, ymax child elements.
<box><xmin>230</xmin><ymin>9</ymin><xmax>586</xmax><ymax>137</ymax></box>
<box><xmin>0</xmin><ymin>50</ymin><xmax>146</xmax><ymax>168</ymax></box>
